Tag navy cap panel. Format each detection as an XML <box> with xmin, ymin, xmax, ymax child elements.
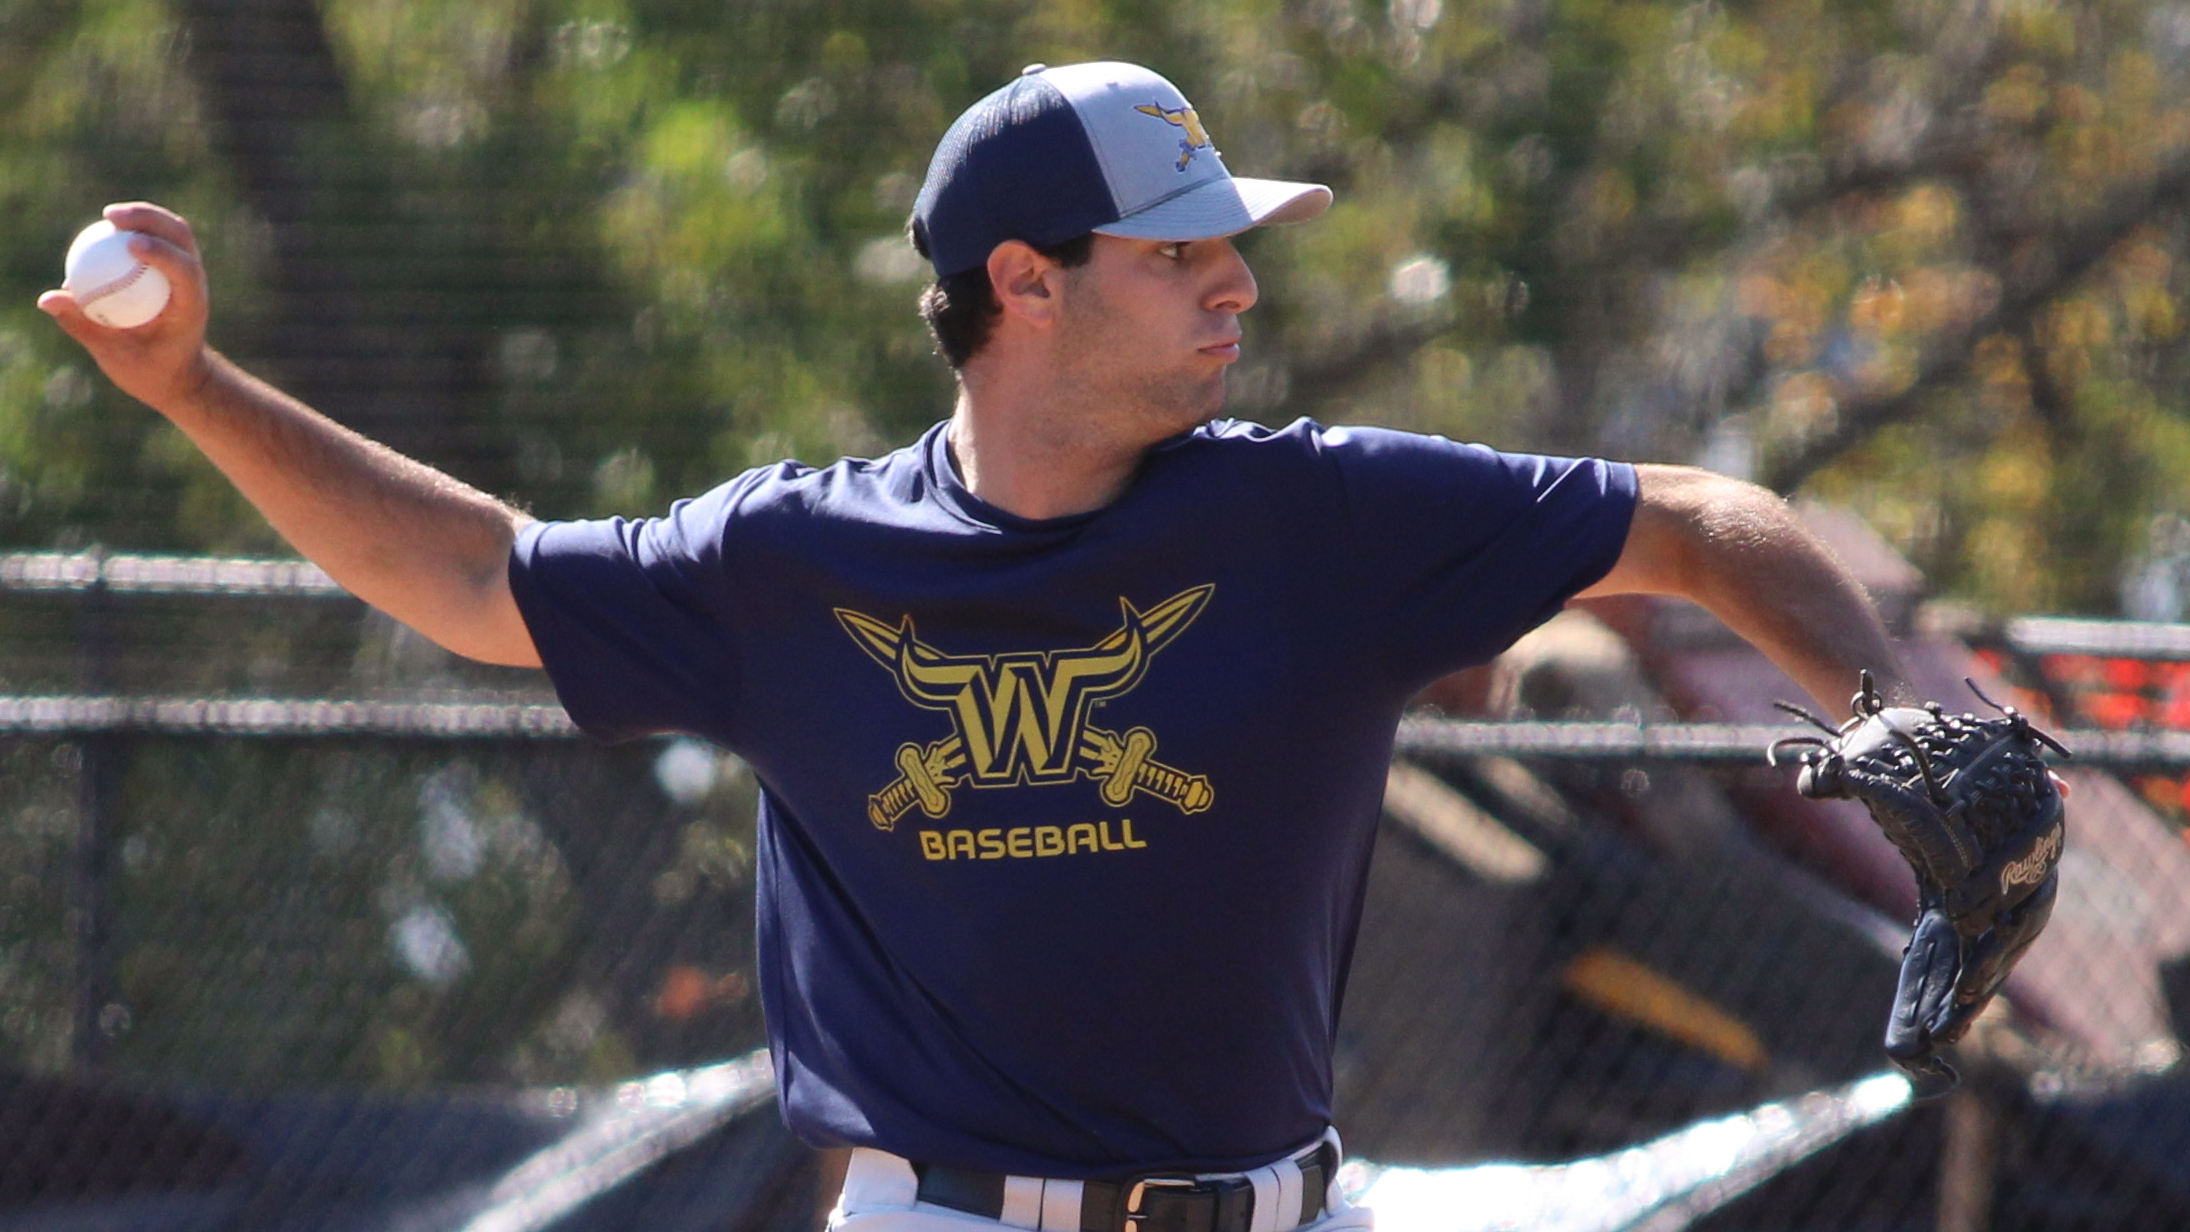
<box><xmin>913</xmin><ymin>77</ymin><xmax>1119</xmax><ymax>277</ymax></box>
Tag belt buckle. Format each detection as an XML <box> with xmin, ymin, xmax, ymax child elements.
<box><xmin>1122</xmin><ymin>1174</ymin><xmax>1200</xmax><ymax>1229</ymax></box>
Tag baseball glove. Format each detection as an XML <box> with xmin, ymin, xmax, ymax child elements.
<box><xmin>1769</xmin><ymin>671</ymin><xmax>2068</xmax><ymax>1099</ymax></box>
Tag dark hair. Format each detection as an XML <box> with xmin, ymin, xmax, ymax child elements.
<box><xmin>909</xmin><ymin>227</ymin><xmax>1096</xmax><ymax>369</ymax></box>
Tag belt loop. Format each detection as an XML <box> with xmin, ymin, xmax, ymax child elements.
<box><xmin>1247</xmin><ymin>1163</ymin><xmax>1285</xmax><ymax>1232</ymax></box>
<box><xmin>1312</xmin><ymin>1129</ymin><xmax>1345</xmax><ymax>1218</ymax></box>
<box><xmin>842</xmin><ymin>1148</ymin><xmax>920</xmax><ymax>1208</ymax></box>
<box><xmin>1001</xmin><ymin>1175</ymin><xmax>1045</xmax><ymax>1227</ymax></box>
<box><xmin>1040</xmin><ymin>1177</ymin><xmax>1083</xmax><ymax>1231</ymax></box>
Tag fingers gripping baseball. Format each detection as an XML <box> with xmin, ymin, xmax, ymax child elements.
<box><xmin>38</xmin><ymin>202</ymin><xmax>213</xmax><ymax>411</ymax></box>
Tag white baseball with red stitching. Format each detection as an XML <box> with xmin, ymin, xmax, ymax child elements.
<box><xmin>63</xmin><ymin>221</ymin><xmax>172</xmax><ymax>330</ymax></box>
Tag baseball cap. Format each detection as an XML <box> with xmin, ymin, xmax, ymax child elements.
<box><xmin>911</xmin><ymin>61</ymin><xmax>1333</xmax><ymax>277</ymax></box>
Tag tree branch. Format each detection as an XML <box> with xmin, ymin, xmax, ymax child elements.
<box><xmin>175</xmin><ymin>0</ymin><xmax>506</xmax><ymax>486</ymax></box>
<box><xmin>1761</xmin><ymin>147</ymin><xmax>2190</xmax><ymax>493</ymax></box>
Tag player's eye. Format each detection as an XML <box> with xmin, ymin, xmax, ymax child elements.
<box><xmin>1156</xmin><ymin>242</ymin><xmax>1187</xmax><ymax>260</ymax></box>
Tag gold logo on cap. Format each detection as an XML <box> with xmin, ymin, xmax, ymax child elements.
<box><xmin>1134</xmin><ymin>102</ymin><xmax>1213</xmax><ymax>170</ymax></box>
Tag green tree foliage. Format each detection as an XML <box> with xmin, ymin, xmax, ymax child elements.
<box><xmin>8</xmin><ymin>0</ymin><xmax>2190</xmax><ymax>610</ymax></box>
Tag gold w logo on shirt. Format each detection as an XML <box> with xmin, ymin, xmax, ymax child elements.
<box><xmin>836</xmin><ymin>586</ymin><xmax>1216</xmax><ymax>830</ymax></box>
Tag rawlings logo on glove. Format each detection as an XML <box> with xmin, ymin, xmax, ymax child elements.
<box><xmin>1769</xmin><ymin>671</ymin><xmax>2069</xmax><ymax>1100</ymax></box>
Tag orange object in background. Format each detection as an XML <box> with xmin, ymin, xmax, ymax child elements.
<box><xmin>2159</xmin><ymin>663</ymin><xmax>2190</xmax><ymax>729</ymax></box>
<box><xmin>2134</xmin><ymin>775</ymin><xmax>2181</xmax><ymax>816</ymax></box>
<box><xmin>1561</xmin><ymin>947</ymin><xmax>1770</xmax><ymax>1074</ymax></box>
<box><xmin>2106</xmin><ymin>658</ymin><xmax>2152</xmax><ymax>692</ymax></box>
<box><xmin>2084</xmin><ymin>689</ymin><xmax>2149</xmax><ymax>730</ymax></box>
<box><xmin>2043</xmin><ymin>654</ymin><xmax>2106</xmax><ymax>688</ymax></box>
<box><xmin>654</xmin><ymin>965</ymin><xmax>749</xmax><ymax>1022</ymax></box>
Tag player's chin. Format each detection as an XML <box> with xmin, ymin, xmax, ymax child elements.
<box><xmin>1187</xmin><ymin>371</ymin><xmax>1231</xmax><ymax>420</ymax></box>
<box><xmin>1134</xmin><ymin>385</ymin><xmax>1224</xmax><ymax>442</ymax></box>
<box><xmin>1137</xmin><ymin>364</ymin><xmax>1231</xmax><ymax>427</ymax></box>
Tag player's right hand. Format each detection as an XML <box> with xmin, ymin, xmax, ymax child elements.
<box><xmin>37</xmin><ymin>202</ymin><xmax>213</xmax><ymax>414</ymax></box>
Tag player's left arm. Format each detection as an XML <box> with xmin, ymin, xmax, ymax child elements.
<box><xmin>1574</xmin><ymin>463</ymin><xmax>1908</xmax><ymax>721</ymax></box>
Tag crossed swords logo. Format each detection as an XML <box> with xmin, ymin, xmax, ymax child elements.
<box><xmin>835</xmin><ymin>586</ymin><xmax>1216</xmax><ymax>831</ymax></box>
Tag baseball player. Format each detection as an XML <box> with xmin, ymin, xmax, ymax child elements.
<box><xmin>42</xmin><ymin>61</ymin><xmax>1907</xmax><ymax>1232</ymax></box>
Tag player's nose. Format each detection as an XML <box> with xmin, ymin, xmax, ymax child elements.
<box><xmin>1203</xmin><ymin>239</ymin><xmax>1258</xmax><ymax>315</ymax></box>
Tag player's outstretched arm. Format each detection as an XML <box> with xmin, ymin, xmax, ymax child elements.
<box><xmin>1575</xmin><ymin>463</ymin><xmax>1904</xmax><ymax>721</ymax></box>
<box><xmin>38</xmin><ymin>202</ymin><xmax>541</xmax><ymax>668</ymax></box>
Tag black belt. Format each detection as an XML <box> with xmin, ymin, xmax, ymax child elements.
<box><xmin>912</xmin><ymin>1143</ymin><xmax>1333</xmax><ymax>1232</ymax></box>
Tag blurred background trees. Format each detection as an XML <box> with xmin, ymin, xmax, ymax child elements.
<box><xmin>7</xmin><ymin>0</ymin><xmax>2190</xmax><ymax>613</ymax></box>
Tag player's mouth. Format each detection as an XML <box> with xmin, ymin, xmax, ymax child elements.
<box><xmin>1199</xmin><ymin>337</ymin><xmax>1242</xmax><ymax>362</ymax></box>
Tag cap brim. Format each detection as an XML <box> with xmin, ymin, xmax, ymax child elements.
<box><xmin>1092</xmin><ymin>175</ymin><xmax>1332</xmax><ymax>242</ymax></box>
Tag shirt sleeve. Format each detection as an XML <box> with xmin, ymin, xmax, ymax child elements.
<box><xmin>1315</xmin><ymin>424</ymin><xmax>1638</xmax><ymax>687</ymax></box>
<box><xmin>507</xmin><ymin>475</ymin><xmax>760</xmax><ymax>745</ymax></box>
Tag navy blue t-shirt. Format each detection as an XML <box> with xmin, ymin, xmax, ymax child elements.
<box><xmin>508</xmin><ymin>418</ymin><xmax>1636</xmax><ymax>1179</ymax></box>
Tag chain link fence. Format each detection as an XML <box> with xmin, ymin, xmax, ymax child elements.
<box><xmin>6</xmin><ymin>555</ymin><xmax>2190</xmax><ymax>1229</ymax></box>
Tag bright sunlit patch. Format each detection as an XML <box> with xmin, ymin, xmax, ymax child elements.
<box><xmin>460</xmin><ymin>1052</ymin><xmax>774</xmax><ymax>1232</ymax></box>
<box><xmin>390</xmin><ymin>903</ymin><xmax>469</xmax><ymax>985</ymax></box>
<box><xmin>653</xmin><ymin>738</ymin><xmax>721</xmax><ymax>804</ymax></box>
<box><xmin>1356</xmin><ymin>1070</ymin><xmax>1913</xmax><ymax>1232</ymax></box>
<box><xmin>1389</xmin><ymin>255</ymin><xmax>1452</xmax><ymax>306</ymax></box>
<box><xmin>1851</xmin><ymin>1070</ymin><xmax>1914</xmax><ymax>1115</ymax></box>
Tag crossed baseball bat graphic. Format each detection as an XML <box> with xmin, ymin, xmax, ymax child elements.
<box><xmin>866</xmin><ymin>725</ymin><xmax>1214</xmax><ymax>831</ymax></box>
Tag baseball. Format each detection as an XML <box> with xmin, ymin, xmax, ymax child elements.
<box><xmin>63</xmin><ymin>220</ymin><xmax>171</xmax><ymax>330</ymax></box>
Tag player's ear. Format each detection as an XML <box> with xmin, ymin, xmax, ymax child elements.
<box><xmin>988</xmin><ymin>241</ymin><xmax>1064</xmax><ymax>330</ymax></box>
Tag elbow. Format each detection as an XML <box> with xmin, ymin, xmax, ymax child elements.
<box><xmin>426</xmin><ymin>621</ymin><xmax>544</xmax><ymax>669</ymax></box>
